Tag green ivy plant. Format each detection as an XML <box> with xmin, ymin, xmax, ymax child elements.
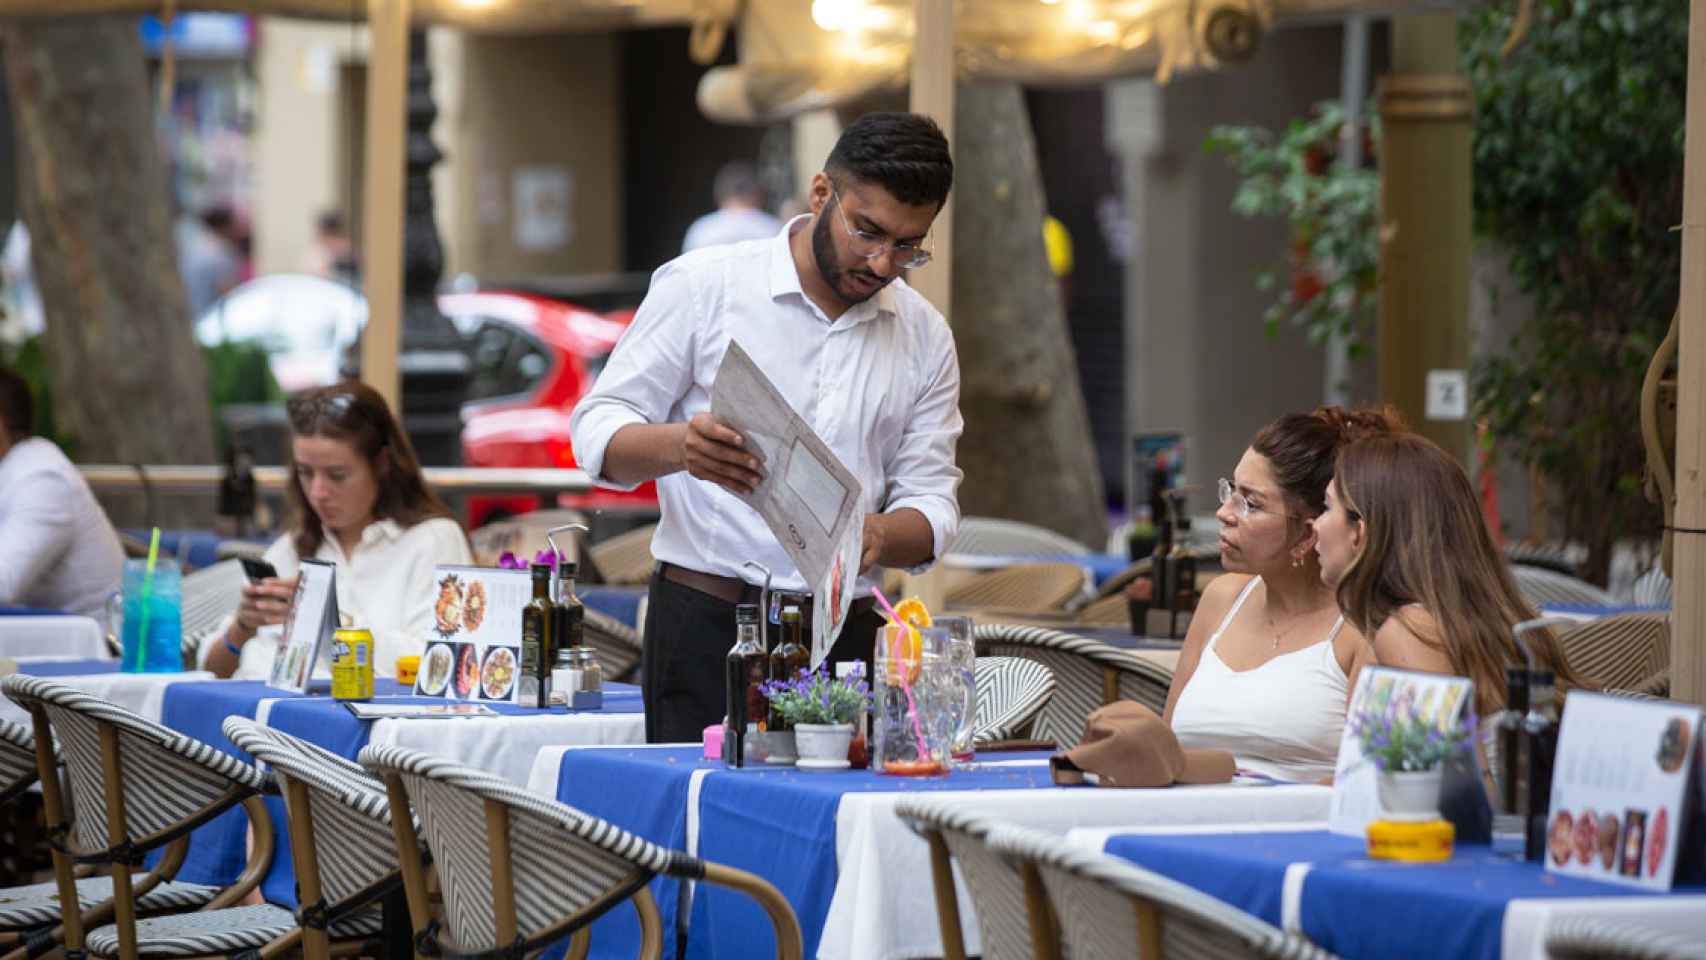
<box><xmin>1464</xmin><ymin>0</ymin><xmax>1684</xmax><ymax>584</ymax></box>
<box><xmin>1204</xmin><ymin>101</ymin><xmax>1381</xmax><ymax>355</ymax></box>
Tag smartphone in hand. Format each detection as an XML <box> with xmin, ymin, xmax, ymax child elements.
<box><xmin>240</xmin><ymin>557</ymin><xmax>280</xmax><ymax>583</ymax></box>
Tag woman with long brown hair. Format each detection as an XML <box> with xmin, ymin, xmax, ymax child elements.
<box><xmin>204</xmin><ymin>381</ymin><xmax>471</xmax><ymax>679</ymax></box>
<box><xmin>1313</xmin><ymin>431</ymin><xmax>1582</xmax><ymax>715</ymax></box>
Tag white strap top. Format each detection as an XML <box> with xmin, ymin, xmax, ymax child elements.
<box><xmin>1169</xmin><ymin>577</ymin><xmax>1350</xmax><ymax>782</ymax></box>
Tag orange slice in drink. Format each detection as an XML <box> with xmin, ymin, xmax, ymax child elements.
<box><xmin>883</xmin><ymin>597</ymin><xmax>931</xmax><ymax>686</ymax></box>
<box><xmin>893</xmin><ymin>597</ymin><xmax>932</xmax><ymax>631</ymax></box>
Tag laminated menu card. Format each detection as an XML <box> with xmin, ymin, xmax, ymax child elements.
<box><xmin>344</xmin><ymin>702</ymin><xmax>498</xmax><ymax>720</ymax></box>
<box><xmin>1329</xmin><ymin>666</ymin><xmax>1475</xmax><ymax>836</ymax></box>
<box><xmin>269</xmin><ymin>559</ymin><xmax>338</xmax><ymax>694</ymax></box>
<box><xmin>411</xmin><ymin>565</ymin><xmax>527</xmax><ymax>704</ymax></box>
<box><xmin>1546</xmin><ymin>692</ymin><xmax>1703</xmax><ymax>891</ymax></box>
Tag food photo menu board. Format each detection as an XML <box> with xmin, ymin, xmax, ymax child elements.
<box><xmin>1546</xmin><ymin>692</ymin><xmax>1703</xmax><ymax>891</ymax></box>
<box><xmin>411</xmin><ymin>566</ymin><xmax>528</xmax><ymax>704</ymax></box>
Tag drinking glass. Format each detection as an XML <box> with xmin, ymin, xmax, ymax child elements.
<box><xmin>934</xmin><ymin>616</ymin><xmax>977</xmax><ymax>764</ymax></box>
<box><xmin>874</xmin><ymin>625</ymin><xmax>951</xmax><ymax>776</ymax></box>
<box><xmin>117</xmin><ymin>558</ymin><xmax>183</xmax><ymax>673</ymax></box>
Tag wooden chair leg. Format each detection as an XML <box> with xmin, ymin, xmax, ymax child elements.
<box><xmin>632</xmin><ymin>885</ymin><xmax>664</xmax><ymax>960</ymax></box>
<box><xmin>380</xmin><ymin>773</ymin><xmax>433</xmax><ymax>960</ymax></box>
<box><xmin>97</xmin><ymin>726</ymin><xmax>140</xmax><ymax>960</ymax></box>
<box><xmin>1020</xmin><ymin>862</ymin><xmax>1062</xmax><ymax>960</ymax></box>
<box><xmin>922</xmin><ymin>831</ymin><xmax>968</xmax><ymax>960</ymax></box>
<box><xmin>282</xmin><ymin>779</ymin><xmax>331</xmax><ymax>960</ymax></box>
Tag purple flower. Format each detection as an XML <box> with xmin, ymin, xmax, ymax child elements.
<box><xmin>497</xmin><ymin>551</ymin><xmax>524</xmax><ymax>570</ymax></box>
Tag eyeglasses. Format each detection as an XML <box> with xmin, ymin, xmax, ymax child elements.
<box><xmin>287</xmin><ymin>390</ymin><xmax>355</xmax><ymax>428</ymax></box>
<box><xmin>831</xmin><ymin>190</ymin><xmax>933</xmax><ymax>269</ymax></box>
<box><xmin>1218</xmin><ymin>477</ymin><xmax>1293</xmax><ymax>521</ymax></box>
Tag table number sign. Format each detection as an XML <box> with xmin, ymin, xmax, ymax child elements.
<box><xmin>1329</xmin><ymin>666</ymin><xmax>1475</xmax><ymax>836</ymax></box>
<box><xmin>269</xmin><ymin>559</ymin><xmax>338</xmax><ymax>694</ymax></box>
<box><xmin>1546</xmin><ymin>692</ymin><xmax>1703</xmax><ymax>891</ymax></box>
<box><xmin>411</xmin><ymin>565</ymin><xmax>527</xmax><ymax>704</ymax></box>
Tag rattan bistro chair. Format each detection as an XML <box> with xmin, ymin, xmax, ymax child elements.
<box><xmin>1544</xmin><ymin>917</ymin><xmax>1706</xmax><ymax>960</ymax></box>
<box><xmin>0</xmin><ymin>676</ymin><xmax>277</xmax><ymax>960</ymax></box>
<box><xmin>945</xmin><ymin>564</ymin><xmax>1089</xmax><ymax>616</ymax></box>
<box><xmin>221</xmin><ymin>718</ymin><xmax>397</xmax><ymax>959</ymax></box>
<box><xmin>972</xmin><ymin>624</ymin><xmax>1174</xmax><ymax>748</ymax></box>
<box><xmin>1509</xmin><ymin>565</ymin><xmax>1616</xmax><ymax>608</ymax></box>
<box><xmin>972</xmin><ymin>658</ymin><xmax>1055</xmax><ymax>746</ymax></box>
<box><xmin>893</xmin><ymin>799</ymin><xmax>1045</xmax><ymax>960</ymax></box>
<box><xmin>588</xmin><ymin>524</ymin><xmax>658</xmax><ymax>586</ymax></box>
<box><xmin>0</xmin><ymin>720</ymin><xmax>41</xmax><ymax>809</ymax></box>
<box><xmin>948</xmin><ymin>518</ymin><xmax>1093</xmax><ymax>557</ymax></box>
<box><xmin>584</xmin><ymin>607</ymin><xmax>644</xmax><ymax>684</ymax></box>
<box><xmin>1558</xmin><ymin>613</ymin><xmax>1671</xmax><ymax>697</ymax></box>
<box><xmin>178</xmin><ymin>560</ymin><xmax>247</xmax><ymax>668</ymax></box>
<box><xmin>360</xmin><ymin>743</ymin><xmax>802</xmax><ymax>959</ymax></box>
<box><xmin>989</xmin><ymin>822</ymin><xmax>1338</xmax><ymax>960</ymax></box>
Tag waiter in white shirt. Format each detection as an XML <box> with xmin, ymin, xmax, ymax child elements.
<box><xmin>571</xmin><ymin>113</ymin><xmax>964</xmax><ymax>743</ymax></box>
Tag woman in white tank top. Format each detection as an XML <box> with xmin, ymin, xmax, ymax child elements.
<box><xmin>1162</xmin><ymin>408</ymin><xmax>1399</xmax><ymax>782</ymax></box>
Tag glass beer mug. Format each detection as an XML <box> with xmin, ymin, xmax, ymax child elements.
<box><xmin>874</xmin><ymin>625</ymin><xmax>952</xmax><ymax>776</ymax></box>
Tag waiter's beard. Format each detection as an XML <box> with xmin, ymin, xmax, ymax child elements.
<box><xmin>812</xmin><ymin>211</ymin><xmax>889</xmax><ymax>306</ymax></box>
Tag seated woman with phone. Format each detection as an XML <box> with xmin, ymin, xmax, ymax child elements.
<box><xmin>203</xmin><ymin>382</ymin><xmax>472</xmax><ymax>679</ymax></box>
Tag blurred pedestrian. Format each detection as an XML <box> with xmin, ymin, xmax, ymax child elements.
<box><xmin>304</xmin><ymin>209</ymin><xmax>358</xmax><ymax>284</ymax></box>
<box><xmin>177</xmin><ymin>205</ymin><xmax>242</xmax><ymax>320</ymax></box>
<box><xmin>681</xmin><ymin>161</ymin><xmax>783</xmax><ymax>253</ymax></box>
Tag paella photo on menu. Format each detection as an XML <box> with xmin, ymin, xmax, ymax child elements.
<box><xmin>412</xmin><ymin>565</ymin><xmax>530</xmax><ymax>704</ymax></box>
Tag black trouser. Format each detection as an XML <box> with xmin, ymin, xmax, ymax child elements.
<box><xmin>641</xmin><ymin>567</ymin><xmax>884</xmax><ymax>744</ymax></box>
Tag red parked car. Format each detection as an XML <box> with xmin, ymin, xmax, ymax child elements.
<box><xmin>445</xmin><ymin>289</ymin><xmax>658</xmax><ymax>528</ymax></box>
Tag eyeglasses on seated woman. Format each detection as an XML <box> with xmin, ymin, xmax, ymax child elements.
<box><xmin>203</xmin><ymin>382</ymin><xmax>473</xmax><ymax>680</ymax></box>
<box><xmin>1162</xmin><ymin>405</ymin><xmax>1401</xmax><ymax>783</ymax></box>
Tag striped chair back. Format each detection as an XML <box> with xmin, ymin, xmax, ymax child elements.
<box><xmin>0</xmin><ymin>719</ymin><xmax>43</xmax><ymax>808</ymax></box>
<box><xmin>947</xmin><ymin>564</ymin><xmax>1090</xmax><ymax>615</ymax></box>
<box><xmin>1632</xmin><ymin>567</ymin><xmax>1674</xmax><ymax>607</ymax></box>
<box><xmin>1558</xmin><ymin>614</ymin><xmax>1670</xmax><ymax>695</ymax></box>
<box><xmin>1</xmin><ymin>676</ymin><xmax>265</xmax><ymax>857</ymax></box>
<box><xmin>893</xmin><ymin>798</ymin><xmax>1048</xmax><ymax>960</ymax></box>
<box><xmin>972</xmin><ymin>624</ymin><xmax>1174</xmax><ymax>748</ymax></box>
<box><xmin>223</xmin><ymin>718</ymin><xmax>405</xmax><ymax>957</ymax></box>
<box><xmin>988</xmin><ymin>822</ymin><xmax>1339</xmax><ymax>960</ymax></box>
<box><xmin>360</xmin><ymin>742</ymin><xmax>803</xmax><ymax>959</ymax></box>
<box><xmin>588</xmin><ymin>524</ymin><xmax>658</xmax><ymax>586</ymax></box>
<box><xmin>1544</xmin><ymin>916</ymin><xmax>1703</xmax><ymax>960</ymax></box>
<box><xmin>949</xmin><ymin>518</ymin><xmax>1093</xmax><ymax>557</ymax></box>
<box><xmin>180</xmin><ymin>559</ymin><xmax>246</xmax><ymax>667</ymax></box>
<box><xmin>973</xmin><ymin>658</ymin><xmax>1055</xmax><ymax>745</ymax></box>
<box><xmin>584</xmin><ymin>606</ymin><xmax>643</xmax><ymax>684</ymax></box>
<box><xmin>1509</xmin><ymin>565</ymin><xmax>1616</xmax><ymax>608</ymax></box>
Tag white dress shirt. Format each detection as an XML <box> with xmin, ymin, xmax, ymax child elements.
<box><xmin>201</xmin><ymin>516</ymin><xmax>472</xmax><ymax>679</ymax></box>
<box><xmin>571</xmin><ymin>217</ymin><xmax>963</xmax><ymax>592</ymax></box>
<box><xmin>0</xmin><ymin>437</ymin><xmax>124</xmax><ymax>617</ymax></box>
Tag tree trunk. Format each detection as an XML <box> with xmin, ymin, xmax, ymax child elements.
<box><xmin>2</xmin><ymin>15</ymin><xmax>214</xmax><ymax>469</ymax></box>
<box><xmin>950</xmin><ymin>83</ymin><xmax>1107</xmax><ymax>549</ymax></box>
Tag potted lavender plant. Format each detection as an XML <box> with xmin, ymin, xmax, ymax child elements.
<box><xmin>762</xmin><ymin>665</ymin><xmax>872</xmax><ymax>771</ymax></box>
<box><xmin>1351</xmin><ymin>698</ymin><xmax>1478</xmax><ymax>821</ymax></box>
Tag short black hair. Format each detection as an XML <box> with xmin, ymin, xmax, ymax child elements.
<box><xmin>0</xmin><ymin>367</ymin><xmax>34</xmax><ymax>438</ymax></box>
<box><xmin>825</xmin><ymin>112</ymin><xmax>953</xmax><ymax>209</ymax></box>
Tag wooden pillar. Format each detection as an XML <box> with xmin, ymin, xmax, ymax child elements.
<box><xmin>908</xmin><ymin>0</ymin><xmax>954</xmax><ymax>320</ymax></box>
<box><xmin>361</xmin><ymin>0</ymin><xmax>409</xmax><ymax>412</ymax></box>
<box><xmin>1673</xmin><ymin>0</ymin><xmax>1706</xmax><ymax>707</ymax></box>
<box><xmin>1375</xmin><ymin>14</ymin><xmax>1473</xmax><ymax>461</ymax></box>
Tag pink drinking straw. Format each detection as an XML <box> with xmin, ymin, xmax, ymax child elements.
<box><xmin>870</xmin><ymin>587</ymin><xmax>933</xmax><ymax>765</ymax></box>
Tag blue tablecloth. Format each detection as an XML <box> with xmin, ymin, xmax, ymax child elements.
<box><xmin>554</xmin><ymin>747</ymin><xmax>1061</xmax><ymax>960</ymax></box>
<box><xmin>0</xmin><ymin>605</ymin><xmax>66</xmax><ymax>616</ymax></box>
<box><xmin>1103</xmin><ymin>829</ymin><xmax>1705</xmax><ymax>960</ymax></box>
<box><xmin>16</xmin><ymin>659</ymin><xmax>121</xmax><ymax>677</ymax></box>
<box><xmin>157</xmin><ymin>678</ymin><xmax>643</xmax><ymax>905</ymax></box>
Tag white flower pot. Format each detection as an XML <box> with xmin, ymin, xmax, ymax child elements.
<box><xmin>1377</xmin><ymin>768</ymin><xmax>1444</xmax><ymax>822</ymax></box>
<box><xmin>793</xmin><ymin>723</ymin><xmax>854</xmax><ymax>770</ymax></box>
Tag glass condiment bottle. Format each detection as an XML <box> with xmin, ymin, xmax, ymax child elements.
<box><xmin>519</xmin><ymin>563</ymin><xmax>556</xmax><ymax>708</ymax></box>
<box><xmin>835</xmin><ymin>661</ymin><xmax>870</xmax><ymax>769</ymax></box>
<box><xmin>724</xmin><ymin>604</ymin><xmax>768</xmax><ymax>767</ymax></box>
<box><xmin>767</xmin><ymin>606</ymin><xmax>810</xmax><ymax>733</ymax></box>
<box><xmin>1522</xmin><ymin>670</ymin><xmax>1560</xmax><ymax>861</ymax></box>
<box><xmin>1491</xmin><ymin>667</ymin><xmax>1530</xmax><ymax>857</ymax></box>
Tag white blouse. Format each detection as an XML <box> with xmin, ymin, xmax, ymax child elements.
<box><xmin>1170</xmin><ymin>577</ymin><xmax>1350</xmax><ymax>782</ymax></box>
<box><xmin>200</xmin><ymin>516</ymin><xmax>472</xmax><ymax>680</ymax></box>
